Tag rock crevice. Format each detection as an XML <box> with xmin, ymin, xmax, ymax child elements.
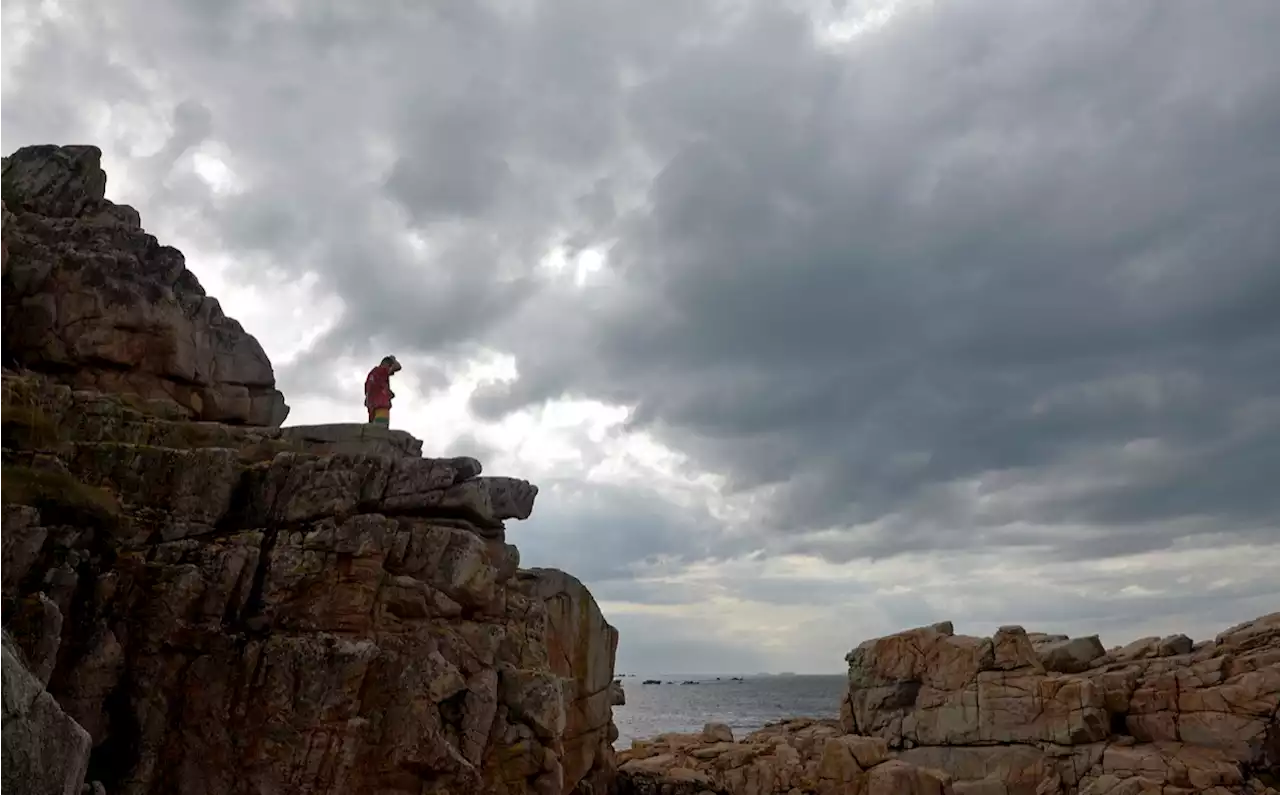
<box><xmin>3</xmin><ymin>369</ymin><xmax>617</xmax><ymax>795</ymax></box>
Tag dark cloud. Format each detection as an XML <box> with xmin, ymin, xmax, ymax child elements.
<box><xmin>4</xmin><ymin>0</ymin><xmax>1279</xmax><ymax>671</ymax></box>
<box><xmin>608</xmin><ymin>610</ymin><xmax>775</xmax><ymax>676</ymax></box>
<box><xmin>472</xmin><ymin>0</ymin><xmax>1280</xmax><ymax>561</ymax></box>
<box><xmin>510</xmin><ymin>479</ymin><xmax>740</xmax><ymax>582</ymax></box>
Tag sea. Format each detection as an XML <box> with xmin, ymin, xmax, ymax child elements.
<box><xmin>611</xmin><ymin>674</ymin><xmax>848</xmax><ymax>748</ymax></box>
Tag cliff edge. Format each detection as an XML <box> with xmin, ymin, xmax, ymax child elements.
<box><xmin>1</xmin><ymin>145</ymin><xmax>619</xmax><ymax>795</ymax></box>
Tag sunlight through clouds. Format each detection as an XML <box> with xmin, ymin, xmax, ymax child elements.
<box><xmin>190</xmin><ymin>142</ymin><xmax>245</xmax><ymax>196</ymax></box>
<box><xmin>815</xmin><ymin>0</ymin><xmax>929</xmax><ymax>44</ymax></box>
<box><xmin>539</xmin><ymin>244</ymin><xmax>610</xmax><ymax>287</ymax></box>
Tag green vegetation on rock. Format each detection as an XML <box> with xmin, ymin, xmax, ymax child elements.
<box><xmin>0</xmin><ymin>462</ymin><xmax>121</xmax><ymax>529</ymax></box>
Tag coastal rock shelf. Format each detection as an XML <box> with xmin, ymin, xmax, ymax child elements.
<box><xmin>618</xmin><ymin>719</ymin><xmax>951</xmax><ymax>795</ymax></box>
<box><xmin>617</xmin><ymin>613</ymin><xmax>1280</xmax><ymax>795</ymax></box>
<box><xmin>1</xmin><ymin>145</ymin><xmax>618</xmax><ymax>795</ymax></box>
<box><xmin>278</xmin><ymin>423</ymin><xmax>426</xmax><ymax>459</ymax></box>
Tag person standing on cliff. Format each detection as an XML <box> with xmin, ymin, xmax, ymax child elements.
<box><xmin>364</xmin><ymin>355</ymin><xmax>401</xmax><ymax>426</ymax></box>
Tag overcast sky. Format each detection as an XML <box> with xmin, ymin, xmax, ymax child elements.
<box><xmin>4</xmin><ymin>0</ymin><xmax>1278</xmax><ymax>674</ymax></box>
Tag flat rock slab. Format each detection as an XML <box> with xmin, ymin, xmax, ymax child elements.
<box><xmin>279</xmin><ymin>423</ymin><xmax>424</xmax><ymax>458</ymax></box>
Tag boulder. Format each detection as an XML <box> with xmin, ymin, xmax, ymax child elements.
<box><xmin>840</xmin><ymin>613</ymin><xmax>1280</xmax><ymax>795</ymax></box>
<box><xmin>1038</xmin><ymin>635</ymin><xmax>1106</xmax><ymax>673</ymax></box>
<box><xmin>842</xmin><ymin>622</ymin><xmax>1106</xmax><ymax>747</ymax></box>
<box><xmin>702</xmin><ymin>722</ymin><xmax>734</xmax><ymax>743</ymax></box>
<box><xmin>2</xmin><ymin>632</ymin><xmax>92</xmax><ymax>795</ymax></box>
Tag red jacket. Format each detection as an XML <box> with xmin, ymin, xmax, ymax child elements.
<box><xmin>364</xmin><ymin>364</ymin><xmax>393</xmax><ymax>410</ymax></box>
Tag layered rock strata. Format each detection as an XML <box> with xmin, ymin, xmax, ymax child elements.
<box><xmin>0</xmin><ymin>368</ymin><xmax>619</xmax><ymax>793</ymax></box>
<box><xmin>279</xmin><ymin>423</ymin><xmax>426</xmax><ymax>459</ymax></box>
<box><xmin>1</xmin><ymin>141</ymin><xmax>618</xmax><ymax>795</ymax></box>
<box><xmin>2</xmin><ymin>144</ymin><xmax>288</xmax><ymax>426</ymax></box>
<box><xmin>2</xmin><ymin>371</ymin><xmax>617</xmax><ymax>794</ymax></box>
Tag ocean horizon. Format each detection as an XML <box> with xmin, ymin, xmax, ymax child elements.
<box><xmin>611</xmin><ymin>673</ymin><xmax>848</xmax><ymax>748</ymax></box>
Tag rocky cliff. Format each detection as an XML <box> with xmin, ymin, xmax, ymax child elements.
<box><xmin>2</xmin><ymin>144</ymin><xmax>288</xmax><ymax>427</ymax></box>
<box><xmin>1</xmin><ymin>145</ymin><xmax>619</xmax><ymax>795</ymax></box>
<box><xmin>618</xmin><ymin>614</ymin><xmax>1279</xmax><ymax>795</ymax></box>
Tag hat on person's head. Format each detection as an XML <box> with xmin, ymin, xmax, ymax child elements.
<box><xmin>381</xmin><ymin>355</ymin><xmax>402</xmax><ymax>372</ymax></box>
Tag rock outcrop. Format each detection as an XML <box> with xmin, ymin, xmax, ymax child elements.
<box><xmin>279</xmin><ymin>423</ymin><xmax>426</xmax><ymax>459</ymax></box>
<box><xmin>2</xmin><ymin>631</ymin><xmax>93</xmax><ymax>795</ymax></box>
<box><xmin>619</xmin><ymin>616</ymin><xmax>1279</xmax><ymax>795</ymax></box>
<box><xmin>842</xmin><ymin>614</ymin><xmax>1279</xmax><ymax>794</ymax></box>
<box><xmin>617</xmin><ymin>718</ymin><xmax>954</xmax><ymax>795</ymax></box>
<box><xmin>2</xmin><ymin>144</ymin><xmax>289</xmax><ymax>426</ymax></box>
<box><xmin>1</xmin><ymin>371</ymin><xmax>617</xmax><ymax>795</ymax></box>
<box><xmin>1</xmin><ymin>143</ymin><xmax>618</xmax><ymax>795</ymax></box>
<box><xmin>518</xmin><ymin>568</ymin><xmax>622</xmax><ymax>794</ymax></box>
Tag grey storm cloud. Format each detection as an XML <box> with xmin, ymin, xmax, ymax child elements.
<box><xmin>3</xmin><ymin>0</ymin><xmax>1279</xmax><ymax>589</ymax></box>
<box><xmin>605</xmin><ymin>610</ymin><xmax>775</xmax><ymax>677</ymax></box>
<box><xmin>510</xmin><ymin>479</ymin><xmax>735</xmax><ymax>583</ymax></box>
<box><xmin>476</xmin><ymin>0</ymin><xmax>1280</xmax><ymax>561</ymax></box>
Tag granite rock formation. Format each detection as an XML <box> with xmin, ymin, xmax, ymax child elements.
<box><xmin>279</xmin><ymin>423</ymin><xmax>426</xmax><ymax>459</ymax></box>
<box><xmin>2</xmin><ymin>631</ymin><xmax>93</xmax><ymax>795</ymax></box>
<box><xmin>2</xmin><ymin>144</ymin><xmax>289</xmax><ymax>426</ymax></box>
<box><xmin>618</xmin><ymin>615</ymin><xmax>1278</xmax><ymax>794</ymax></box>
<box><xmin>2</xmin><ymin>371</ymin><xmax>618</xmax><ymax>795</ymax></box>
<box><xmin>842</xmin><ymin>614</ymin><xmax>1279</xmax><ymax>794</ymax></box>
<box><xmin>616</xmin><ymin>718</ymin><xmax>954</xmax><ymax>795</ymax></box>
<box><xmin>1</xmin><ymin>142</ymin><xmax>619</xmax><ymax>794</ymax></box>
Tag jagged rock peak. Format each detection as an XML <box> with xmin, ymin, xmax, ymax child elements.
<box><xmin>2</xmin><ymin>144</ymin><xmax>110</xmax><ymax>218</ymax></box>
<box><xmin>1</xmin><ymin>143</ymin><xmax>290</xmax><ymax>427</ymax></box>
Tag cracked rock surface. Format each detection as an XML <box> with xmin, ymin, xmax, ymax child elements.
<box><xmin>2</xmin><ymin>144</ymin><xmax>289</xmax><ymax>427</ymax></box>
<box><xmin>2</xmin><ymin>324</ymin><xmax>611</xmax><ymax>795</ymax></box>
<box><xmin>838</xmin><ymin>614</ymin><xmax>1279</xmax><ymax>794</ymax></box>
<box><xmin>3</xmin><ymin>630</ymin><xmax>92</xmax><ymax>795</ymax></box>
<box><xmin>618</xmin><ymin>614</ymin><xmax>1279</xmax><ymax>795</ymax></box>
<box><xmin>2</xmin><ymin>141</ymin><xmax>613</xmax><ymax>795</ymax></box>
